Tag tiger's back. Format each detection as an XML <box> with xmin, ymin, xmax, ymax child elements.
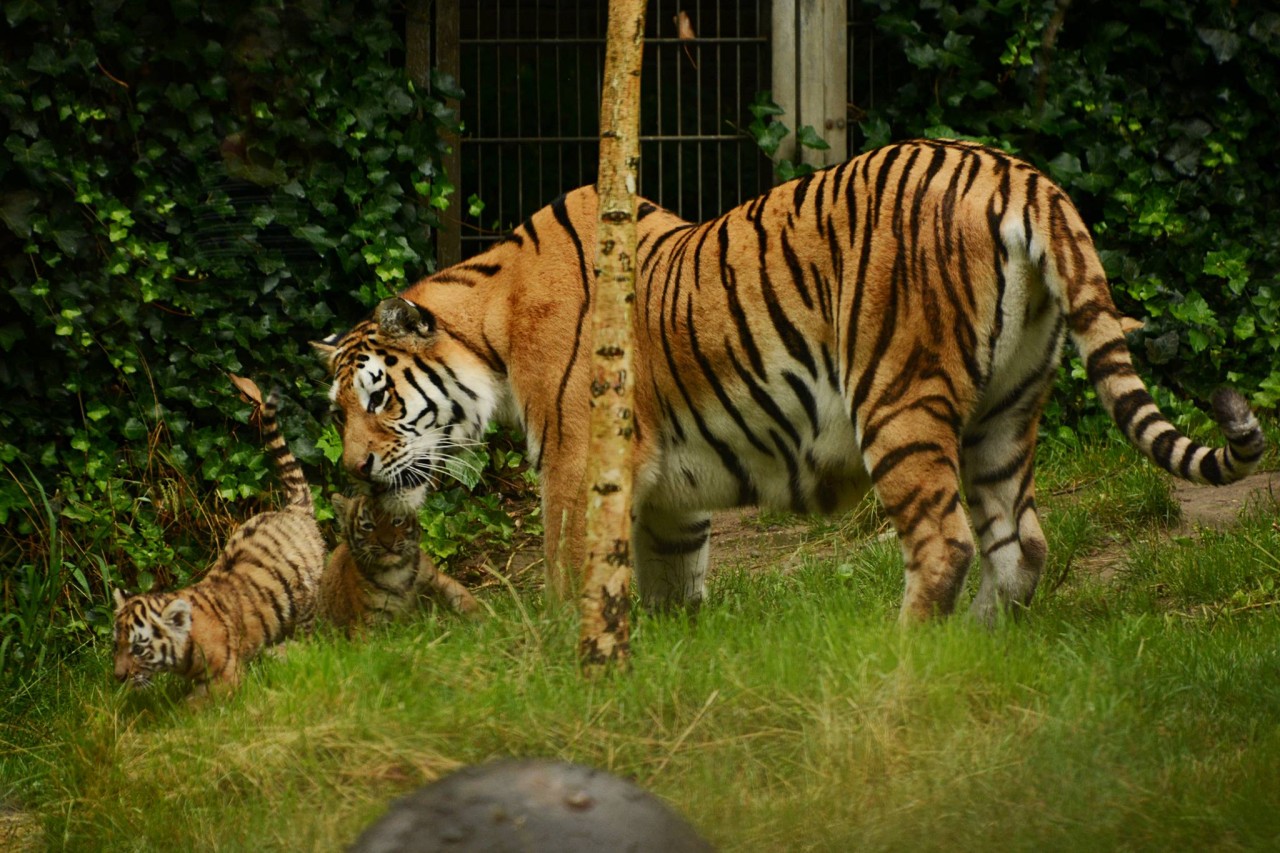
<box><xmin>320</xmin><ymin>138</ymin><xmax>1264</xmax><ymax>625</ymax></box>
<box><xmin>112</xmin><ymin>386</ymin><xmax>324</xmax><ymax>697</ymax></box>
<box><xmin>319</xmin><ymin>491</ymin><xmax>478</xmax><ymax>635</ymax></box>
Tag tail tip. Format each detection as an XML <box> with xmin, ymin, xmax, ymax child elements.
<box><xmin>1211</xmin><ymin>387</ymin><xmax>1254</xmax><ymax>432</ymax></box>
<box><xmin>1210</xmin><ymin>386</ymin><xmax>1265</xmax><ymax>454</ymax></box>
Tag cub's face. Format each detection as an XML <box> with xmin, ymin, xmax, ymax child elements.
<box><xmin>333</xmin><ymin>493</ymin><xmax>421</xmax><ymax>562</ymax></box>
<box><xmin>112</xmin><ymin>590</ymin><xmax>193</xmax><ymax>687</ymax></box>
<box><xmin>316</xmin><ymin>297</ymin><xmax>498</xmax><ymax>496</ymax></box>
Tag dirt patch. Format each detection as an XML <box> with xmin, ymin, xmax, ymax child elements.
<box><xmin>1173</xmin><ymin>470</ymin><xmax>1280</xmax><ymax>533</ymax></box>
<box><xmin>1036</xmin><ymin>470</ymin><xmax>1280</xmax><ymax>587</ymax></box>
<box><xmin>702</xmin><ymin>471</ymin><xmax>1280</xmax><ymax>578</ymax></box>
<box><xmin>710</xmin><ymin>511</ymin><xmax>816</xmax><ymax>573</ymax></box>
<box><xmin>453</xmin><ymin>471</ymin><xmax>1279</xmax><ymax>589</ymax></box>
<box><xmin>710</xmin><ymin>506</ymin><xmax>892</xmax><ymax>575</ymax></box>
<box><xmin>0</xmin><ymin>804</ymin><xmax>41</xmax><ymax>852</ymax></box>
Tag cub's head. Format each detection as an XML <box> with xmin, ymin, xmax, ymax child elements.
<box><xmin>315</xmin><ymin>297</ymin><xmax>498</xmax><ymax>496</ymax></box>
<box><xmin>331</xmin><ymin>492</ymin><xmax>421</xmax><ymax>563</ymax></box>
<box><xmin>111</xmin><ymin>589</ymin><xmax>193</xmax><ymax>687</ymax></box>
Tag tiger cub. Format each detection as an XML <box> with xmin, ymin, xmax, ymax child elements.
<box><xmin>319</xmin><ymin>490</ymin><xmax>480</xmax><ymax>635</ymax></box>
<box><xmin>112</xmin><ymin>381</ymin><xmax>324</xmax><ymax>700</ymax></box>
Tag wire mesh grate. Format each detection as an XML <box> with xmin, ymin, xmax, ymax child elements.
<box><xmin>457</xmin><ymin>0</ymin><xmax>775</xmax><ymax>257</ymax></box>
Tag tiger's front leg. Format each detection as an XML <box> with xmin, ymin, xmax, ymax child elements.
<box><xmin>632</xmin><ymin>504</ymin><xmax>712</xmax><ymax>609</ymax></box>
<box><xmin>539</xmin><ymin>459</ymin><xmax>590</xmax><ymax>602</ymax></box>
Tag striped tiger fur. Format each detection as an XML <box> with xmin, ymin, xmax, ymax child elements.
<box><xmin>315</xmin><ymin>139</ymin><xmax>1265</xmax><ymax>624</ymax></box>
<box><xmin>112</xmin><ymin>384</ymin><xmax>324</xmax><ymax>698</ymax></box>
<box><xmin>319</xmin><ymin>490</ymin><xmax>479</xmax><ymax>635</ymax></box>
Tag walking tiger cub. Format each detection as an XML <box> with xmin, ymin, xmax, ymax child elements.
<box><xmin>112</xmin><ymin>378</ymin><xmax>324</xmax><ymax>699</ymax></box>
<box><xmin>319</xmin><ymin>490</ymin><xmax>480</xmax><ymax>636</ymax></box>
<box><xmin>316</xmin><ymin>138</ymin><xmax>1265</xmax><ymax>624</ymax></box>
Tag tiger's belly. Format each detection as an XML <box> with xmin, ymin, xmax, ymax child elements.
<box><xmin>643</xmin><ymin>380</ymin><xmax>871</xmax><ymax>516</ymax></box>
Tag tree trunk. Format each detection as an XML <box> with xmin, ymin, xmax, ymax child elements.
<box><xmin>579</xmin><ymin>0</ymin><xmax>646</xmax><ymax>673</ymax></box>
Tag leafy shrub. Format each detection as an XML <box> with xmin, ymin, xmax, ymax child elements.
<box><xmin>0</xmin><ymin>0</ymin><xmax>461</xmax><ymax>679</ymax></box>
<box><xmin>745</xmin><ymin>91</ymin><xmax>832</xmax><ymax>181</ymax></box>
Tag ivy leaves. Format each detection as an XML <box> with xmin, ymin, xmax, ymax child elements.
<box><xmin>746</xmin><ymin>91</ymin><xmax>832</xmax><ymax>181</ymax></box>
<box><xmin>0</xmin><ymin>0</ymin><xmax>464</xmax><ymax>602</ymax></box>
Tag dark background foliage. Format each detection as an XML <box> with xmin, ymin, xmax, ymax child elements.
<box><xmin>2</xmin><ymin>0</ymin><xmax>456</xmax><ymax>488</ymax></box>
<box><xmin>1</xmin><ymin>0</ymin><xmax>463</xmax><ymax>671</ymax></box>
<box><xmin>1</xmin><ymin>0</ymin><xmax>1277</xmax><ymax>678</ymax></box>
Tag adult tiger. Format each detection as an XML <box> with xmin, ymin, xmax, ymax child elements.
<box><xmin>316</xmin><ymin>139</ymin><xmax>1264</xmax><ymax>624</ymax></box>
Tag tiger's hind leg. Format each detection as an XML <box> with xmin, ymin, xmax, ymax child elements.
<box><xmin>961</xmin><ymin>411</ymin><xmax>1050</xmax><ymax>627</ymax></box>
<box><xmin>632</xmin><ymin>504</ymin><xmax>712</xmax><ymax>610</ymax></box>
<box><xmin>866</xmin><ymin>419</ymin><xmax>975</xmax><ymax>622</ymax></box>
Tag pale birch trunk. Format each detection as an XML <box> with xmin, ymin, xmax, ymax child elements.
<box><xmin>579</xmin><ymin>0</ymin><xmax>646</xmax><ymax>672</ymax></box>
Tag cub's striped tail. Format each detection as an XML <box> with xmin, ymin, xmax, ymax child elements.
<box><xmin>1044</xmin><ymin>199</ymin><xmax>1265</xmax><ymax>485</ymax></box>
<box><xmin>259</xmin><ymin>389</ymin><xmax>314</xmax><ymax>510</ymax></box>
<box><xmin>229</xmin><ymin>374</ymin><xmax>313</xmax><ymax>510</ymax></box>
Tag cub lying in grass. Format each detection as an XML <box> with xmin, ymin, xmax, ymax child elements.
<box><xmin>320</xmin><ymin>489</ymin><xmax>480</xmax><ymax>636</ymax></box>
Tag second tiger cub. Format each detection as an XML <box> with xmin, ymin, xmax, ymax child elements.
<box><xmin>320</xmin><ymin>490</ymin><xmax>480</xmax><ymax>635</ymax></box>
<box><xmin>112</xmin><ymin>380</ymin><xmax>324</xmax><ymax>699</ymax></box>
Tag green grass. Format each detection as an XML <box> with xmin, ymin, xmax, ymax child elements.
<box><xmin>3</xmin><ymin>435</ymin><xmax>1279</xmax><ymax>851</ymax></box>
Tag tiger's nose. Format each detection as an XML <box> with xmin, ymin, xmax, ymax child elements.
<box><xmin>343</xmin><ymin>444</ymin><xmax>378</xmax><ymax>480</ymax></box>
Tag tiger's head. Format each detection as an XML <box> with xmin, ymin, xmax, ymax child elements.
<box><xmin>112</xmin><ymin>589</ymin><xmax>193</xmax><ymax>687</ymax></box>
<box><xmin>332</xmin><ymin>491</ymin><xmax>421</xmax><ymax>565</ymax></box>
<box><xmin>315</xmin><ymin>297</ymin><xmax>500</xmax><ymax>501</ymax></box>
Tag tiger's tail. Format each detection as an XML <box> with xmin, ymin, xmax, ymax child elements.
<box><xmin>1039</xmin><ymin>189</ymin><xmax>1265</xmax><ymax>485</ymax></box>
<box><xmin>260</xmin><ymin>389</ymin><xmax>314</xmax><ymax>510</ymax></box>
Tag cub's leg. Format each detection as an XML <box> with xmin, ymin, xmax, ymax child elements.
<box><xmin>187</xmin><ymin>654</ymin><xmax>240</xmax><ymax>704</ymax></box>
<box><xmin>865</xmin><ymin>419</ymin><xmax>975</xmax><ymax>622</ymax></box>
<box><xmin>416</xmin><ymin>555</ymin><xmax>481</xmax><ymax>618</ymax></box>
<box><xmin>632</xmin><ymin>504</ymin><xmax>712</xmax><ymax>609</ymax></box>
<box><xmin>962</xmin><ymin>412</ymin><xmax>1050</xmax><ymax>627</ymax></box>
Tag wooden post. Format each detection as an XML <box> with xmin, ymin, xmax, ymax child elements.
<box><xmin>435</xmin><ymin>0</ymin><xmax>462</xmax><ymax>268</ymax></box>
<box><xmin>405</xmin><ymin>0</ymin><xmax>431</xmax><ymax>91</ymax></box>
<box><xmin>771</xmin><ymin>0</ymin><xmax>848</xmax><ymax>169</ymax></box>
<box><xmin>406</xmin><ymin>0</ymin><xmax>434</xmax><ymax>267</ymax></box>
<box><xmin>771</xmin><ymin>0</ymin><xmax>798</xmax><ymax>165</ymax></box>
<box><xmin>579</xmin><ymin>0</ymin><xmax>646</xmax><ymax>673</ymax></box>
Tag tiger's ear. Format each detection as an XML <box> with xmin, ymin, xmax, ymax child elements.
<box><xmin>161</xmin><ymin>598</ymin><xmax>192</xmax><ymax>633</ymax></box>
<box><xmin>310</xmin><ymin>334</ymin><xmax>340</xmax><ymax>366</ymax></box>
<box><xmin>375</xmin><ymin>297</ymin><xmax>436</xmax><ymax>340</ymax></box>
<box><xmin>330</xmin><ymin>493</ymin><xmax>354</xmax><ymax>536</ymax></box>
<box><xmin>112</xmin><ymin>588</ymin><xmax>128</xmax><ymax>612</ymax></box>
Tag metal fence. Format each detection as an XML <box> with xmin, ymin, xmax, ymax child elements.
<box><xmin>847</xmin><ymin>2</ymin><xmax>891</xmax><ymax>132</ymax></box>
<box><xmin>457</xmin><ymin>0</ymin><xmax>775</xmax><ymax>257</ymax></box>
